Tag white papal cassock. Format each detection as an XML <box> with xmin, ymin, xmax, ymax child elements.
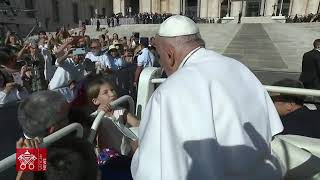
<box><xmin>131</xmin><ymin>48</ymin><xmax>284</xmax><ymax>180</ymax></box>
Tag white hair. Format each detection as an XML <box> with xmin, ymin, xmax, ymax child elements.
<box><xmin>18</xmin><ymin>91</ymin><xmax>69</xmax><ymax>138</ymax></box>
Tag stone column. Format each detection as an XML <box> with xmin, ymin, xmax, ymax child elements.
<box><xmin>152</xmin><ymin>0</ymin><xmax>161</xmax><ymax>13</ymax></box>
<box><xmin>169</xmin><ymin>0</ymin><xmax>181</xmax><ymax>14</ymax></box>
<box><xmin>200</xmin><ymin>0</ymin><xmax>208</xmax><ymax>18</ymax></box>
<box><xmin>160</xmin><ymin>0</ymin><xmax>168</xmax><ymax>13</ymax></box>
<box><xmin>306</xmin><ymin>0</ymin><xmax>320</xmax><ymax>14</ymax></box>
<box><xmin>182</xmin><ymin>0</ymin><xmax>186</xmax><ymax>15</ymax></box>
<box><xmin>197</xmin><ymin>0</ymin><xmax>201</xmax><ymax>17</ymax></box>
<box><xmin>140</xmin><ymin>0</ymin><xmax>151</xmax><ymax>13</ymax></box>
<box><xmin>290</xmin><ymin>0</ymin><xmax>308</xmax><ymax>16</ymax></box>
<box><xmin>121</xmin><ymin>0</ymin><xmax>125</xmax><ymax>15</ymax></box>
<box><xmin>113</xmin><ymin>0</ymin><xmax>121</xmax><ymax>14</ymax></box>
<box><xmin>231</xmin><ymin>0</ymin><xmax>241</xmax><ymax>17</ymax></box>
<box><xmin>208</xmin><ymin>0</ymin><xmax>220</xmax><ymax>18</ymax></box>
<box><xmin>242</xmin><ymin>1</ymin><xmax>247</xmax><ymax>16</ymax></box>
<box><xmin>265</xmin><ymin>0</ymin><xmax>278</xmax><ymax>16</ymax></box>
<box><xmin>260</xmin><ymin>0</ymin><xmax>266</xmax><ymax>16</ymax></box>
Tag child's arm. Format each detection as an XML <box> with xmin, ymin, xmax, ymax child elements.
<box><xmin>124</xmin><ymin>110</ymin><xmax>140</xmax><ymax>127</ymax></box>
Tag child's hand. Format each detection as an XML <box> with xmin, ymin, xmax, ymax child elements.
<box><xmin>98</xmin><ymin>104</ymin><xmax>113</xmax><ymax>115</ymax></box>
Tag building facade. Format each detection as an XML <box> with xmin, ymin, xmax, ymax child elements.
<box><xmin>113</xmin><ymin>0</ymin><xmax>320</xmax><ymax>18</ymax></box>
<box><xmin>0</xmin><ymin>0</ymin><xmax>113</xmax><ymax>34</ymax></box>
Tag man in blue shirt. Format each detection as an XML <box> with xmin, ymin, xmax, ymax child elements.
<box><xmin>134</xmin><ymin>38</ymin><xmax>155</xmax><ymax>87</ymax></box>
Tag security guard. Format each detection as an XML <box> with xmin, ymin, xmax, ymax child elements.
<box><xmin>134</xmin><ymin>37</ymin><xmax>155</xmax><ymax>87</ymax></box>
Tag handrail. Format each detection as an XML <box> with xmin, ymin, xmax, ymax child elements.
<box><xmin>87</xmin><ymin>95</ymin><xmax>135</xmax><ymax>143</ymax></box>
<box><xmin>0</xmin><ymin>123</ymin><xmax>83</xmax><ymax>172</ymax></box>
<box><xmin>150</xmin><ymin>78</ymin><xmax>320</xmax><ymax>97</ymax></box>
<box><xmin>265</xmin><ymin>85</ymin><xmax>320</xmax><ymax>97</ymax></box>
<box><xmin>136</xmin><ymin>68</ymin><xmax>162</xmax><ymax>120</ymax></box>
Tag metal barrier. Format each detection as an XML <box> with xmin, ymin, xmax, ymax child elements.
<box><xmin>0</xmin><ymin>123</ymin><xmax>83</xmax><ymax>173</ymax></box>
<box><xmin>87</xmin><ymin>95</ymin><xmax>135</xmax><ymax>143</ymax></box>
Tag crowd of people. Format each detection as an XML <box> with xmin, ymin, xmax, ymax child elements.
<box><xmin>0</xmin><ymin>23</ymin><xmax>159</xmax><ymax>105</ymax></box>
<box><xmin>1</xmin><ymin>20</ymin><xmax>158</xmax><ymax>179</ymax></box>
<box><xmin>92</xmin><ymin>12</ymin><xmax>214</xmax><ymax>27</ymax></box>
<box><xmin>286</xmin><ymin>13</ymin><xmax>320</xmax><ymax>23</ymax></box>
<box><xmin>0</xmin><ymin>14</ymin><xmax>320</xmax><ymax>180</ymax></box>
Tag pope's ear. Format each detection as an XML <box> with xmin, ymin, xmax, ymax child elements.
<box><xmin>169</xmin><ymin>50</ymin><xmax>175</xmax><ymax>67</ymax></box>
<box><xmin>164</xmin><ymin>44</ymin><xmax>175</xmax><ymax>67</ymax></box>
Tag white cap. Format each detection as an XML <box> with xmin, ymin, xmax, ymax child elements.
<box><xmin>158</xmin><ymin>15</ymin><xmax>199</xmax><ymax>37</ymax></box>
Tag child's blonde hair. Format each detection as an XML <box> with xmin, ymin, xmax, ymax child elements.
<box><xmin>86</xmin><ymin>75</ymin><xmax>115</xmax><ymax>104</ymax></box>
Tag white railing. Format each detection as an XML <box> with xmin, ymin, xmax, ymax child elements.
<box><xmin>136</xmin><ymin>67</ymin><xmax>162</xmax><ymax>120</ymax></box>
<box><xmin>137</xmin><ymin>68</ymin><xmax>320</xmax><ymax>117</ymax></box>
<box><xmin>0</xmin><ymin>123</ymin><xmax>83</xmax><ymax>172</ymax></box>
<box><xmin>88</xmin><ymin>95</ymin><xmax>135</xmax><ymax>143</ymax></box>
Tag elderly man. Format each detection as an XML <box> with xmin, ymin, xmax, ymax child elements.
<box><xmin>18</xmin><ymin>91</ymin><xmax>69</xmax><ymax>139</ymax></box>
<box><xmin>85</xmin><ymin>40</ymin><xmax>112</xmax><ymax>72</ymax></box>
<box><xmin>271</xmin><ymin>79</ymin><xmax>320</xmax><ymax>138</ymax></box>
<box><xmin>131</xmin><ymin>15</ymin><xmax>284</xmax><ymax>180</ymax></box>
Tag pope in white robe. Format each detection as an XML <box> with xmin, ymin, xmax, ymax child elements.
<box><xmin>131</xmin><ymin>15</ymin><xmax>284</xmax><ymax>180</ymax></box>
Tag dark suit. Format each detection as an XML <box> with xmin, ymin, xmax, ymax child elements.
<box><xmin>299</xmin><ymin>49</ymin><xmax>320</xmax><ymax>89</ymax></box>
<box><xmin>281</xmin><ymin>106</ymin><xmax>320</xmax><ymax>138</ymax></box>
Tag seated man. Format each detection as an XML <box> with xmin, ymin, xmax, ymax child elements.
<box><xmin>18</xmin><ymin>90</ymin><xmax>69</xmax><ymax>139</ymax></box>
<box><xmin>271</xmin><ymin>79</ymin><xmax>320</xmax><ymax>138</ymax></box>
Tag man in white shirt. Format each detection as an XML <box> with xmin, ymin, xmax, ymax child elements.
<box><xmin>85</xmin><ymin>39</ymin><xmax>111</xmax><ymax>73</ymax></box>
<box><xmin>131</xmin><ymin>15</ymin><xmax>284</xmax><ymax>180</ymax></box>
<box><xmin>134</xmin><ymin>37</ymin><xmax>155</xmax><ymax>87</ymax></box>
<box><xmin>48</xmin><ymin>48</ymin><xmax>86</xmax><ymax>90</ymax></box>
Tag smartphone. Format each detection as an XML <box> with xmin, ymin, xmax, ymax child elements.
<box><xmin>72</xmin><ymin>48</ymin><xmax>86</xmax><ymax>56</ymax></box>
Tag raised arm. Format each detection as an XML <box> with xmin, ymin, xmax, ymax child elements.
<box><xmin>56</xmin><ymin>48</ymin><xmax>72</xmax><ymax>65</ymax></box>
<box><xmin>55</xmin><ymin>37</ymin><xmax>73</xmax><ymax>58</ymax></box>
<box><xmin>16</xmin><ymin>44</ymin><xmax>29</xmax><ymax>60</ymax></box>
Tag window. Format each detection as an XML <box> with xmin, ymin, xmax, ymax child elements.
<box><xmin>89</xmin><ymin>6</ymin><xmax>94</xmax><ymax>18</ymax></box>
<box><xmin>102</xmin><ymin>8</ymin><xmax>106</xmax><ymax>17</ymax></box>
<box><xmin>52</xmin><ymin>0</ymin><xmax>60</xmax><ymax>22</ymax></box>
<box><xmin>25</xmin><ymin>0</ymin><xmax>34</xmax><ymax>18</ymax></box>
<box><xmin>73</xmin><ymin>3</ymin><xmax>79</xmax><ymax>23</ymax></box>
